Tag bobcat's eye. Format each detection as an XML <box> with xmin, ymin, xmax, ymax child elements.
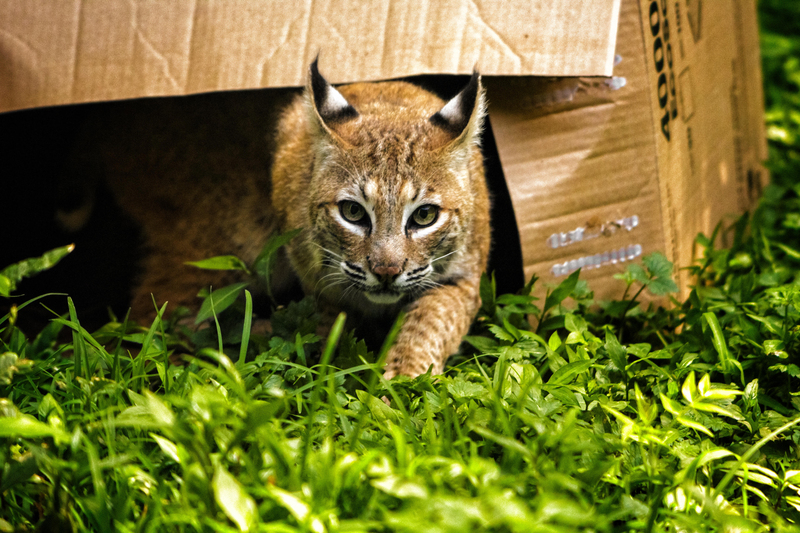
<box><xmin>339</xmin><ymin>200</ymin><xmax>368</xmax><ymax>225</ymax></box>
<box><xmin>410</xmin><ymin>205</ymin><xmax>439</xmax><ymax>228</ymax></box>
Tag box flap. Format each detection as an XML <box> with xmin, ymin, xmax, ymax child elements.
<box><xmin>638</xmin><ymin>0</ymin><xmax>768</xmax><ymax>298</ymax></box>
<box><xmin>487</xmin><ymin>0</ymin><xmax>665</xmax><ymax>301</ymax></box>
<box><xmin>0</xmin><ymin>0</ymin><xmax>620</xmax><ymax>113</ymax></box>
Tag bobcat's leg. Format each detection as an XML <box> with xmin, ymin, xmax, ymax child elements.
<box><xmin>128</xmin><ymin>252</ymin><xmax>240</xmax><ymax>324</ymax></box>
<box><xmin>382</xmin><ymin>276</ymin><xmax>481</xmax><ymax>379</ymax></box>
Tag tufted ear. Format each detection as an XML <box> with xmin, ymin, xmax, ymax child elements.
<box><xmin>429</xmin><ymin>71</ymin><xmax>486</xmax><ymax>144</ymax></box>
<box><xmin>307</xmin><ymin>58</ymin><xmax>359</xmax><ymax>128</ymax></box>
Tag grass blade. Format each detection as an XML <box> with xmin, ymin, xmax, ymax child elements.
<box><xmin>238</xmin><ymin>289</ymin><xmax>253</xmax><ymax>364</ymax></box>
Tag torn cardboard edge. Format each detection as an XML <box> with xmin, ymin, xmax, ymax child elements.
<box><xmin>0</xmin><ymin>0</ymin><xmax>622</xmax><ymax>115</ymax></box>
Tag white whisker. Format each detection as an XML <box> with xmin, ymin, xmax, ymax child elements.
<box><xmin>431</xmin><ymin>248</ymin><xmax>461</xmax><ymax>264</ymax></box>
<box><xmin>339</xmin><ymin>282</ymin><xmax>362</xmax><ymax>303</ymax></box>
<box><xmin>315</xmin><ymin>272</ymin><xmax>346</xmax><ymax>292</ymax></box>
<box><xmin>310</xmin><ymin>242</ymin><xmax>345</xmax><ymax>262</ymax></box>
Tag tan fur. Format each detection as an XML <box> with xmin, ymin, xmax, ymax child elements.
<box><xmin>77</xmin><ymin>70</ymin><xmax>490</xmax><ymax>378</ymax></box>
<box><xmin>272</xmin><ymin>74</ymin><xmax>490</xmax><ymax>378</ymax></box>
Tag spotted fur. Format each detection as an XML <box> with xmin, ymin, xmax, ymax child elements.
<box><xmin>272</xmin><ymin>62</ymin><xmax>491</xmax><ymax>378</ymax></box>
<box><xmin>93</xmin><ymin>61</ymin><xmax>490</xmax><ymax>379</ymax></box>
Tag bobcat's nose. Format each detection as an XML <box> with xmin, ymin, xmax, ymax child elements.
<box><xmin>371</xmin><ymin>263</ymin><xmax>401</xmax><ymax>281</ymax></box>
<box><xmin>367</xmin><ymin>254</ymin><xmax>404</xmax><ymax>282</ymax></box>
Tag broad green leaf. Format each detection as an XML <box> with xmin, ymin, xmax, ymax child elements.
<box><xmin>185</xmin><ymin>255</ymin><xmax>250</xmax><ymax>272</ymax></box>
<box><xmin>0</xmin><ymin>244</ymin><xmax>74</xmax><ymax>296</ymax></box>
<box><xmin>151</xmin><ymin>434</ymin><xmax>181</xmax><ymax>463</ymax></box>
<box><xmin>488</xmin><ymin>324</ymin><xmax>515</xmax><ymax>343</ymax></box>
<box><xmin>213</xmin><ymin>463</ymin><xmax>257</xmax><ymax>531</ymax></box>
<box><xmin>744</xmin><ymin>379</ymin><xmax>759</xmax><ymax>406</ymax></box>
<box><xmin>676</xmin><ymin>415</ymin><xmax>714</xmax><ymax>437</ymax></box>
<box><xmin>564</xmin><ymin>313</ymin><xmax>587</xmax><ymax>334</ymax></box>
<box><xmin>647</xmin><ymin>275</ymin><xmax>679</xmax><ymax>296</ymax></box>
<box><xmin>627</xmin><ymin>263</ymin><xmax>650</xmax><ymax>286</ymax></box>
<box><xmin>463</xmin><ymin>335</ymin><xmax>498</xmax><ymax>352</ymax></box>
<box><xmin>356</xmin><ymin>390</ymin><xmax>400</xmax><ymax>424</ymax></box>
<box><xmin>37</xmin><ymin>393</ymin><xmax>64</xmax><ymax>419</ymax></box>
<box><xmin>0</xmin><ymin>414</ymin><xmax>69</xmax><ymax>442</ymax></box>
<box><xmin>548</xmin><ymin>332</ymin><xmax>562</xmax><ymax>352</ymax></box>
<box><xmin>626</xmin><ymin>343</ymin><xmax>652</xmax><ymax>359</ymax></box>
<box><xmin>636</xmin><ymin>252</ymin><xmax>679</xmax><ymax>295</ymax></box>
<box><xmin>544</xmin><ymin>269</ymin><xmax>580</xmax><ymax>312</ymax></box>
<box><xmin>496</xmin><ymin>294</ymin><xmax>537</xmax><ymax>307</ymax></box>
<box><xmin>642</xmin><ymin>251</ymin><xmax>674</xmax><ymax>280</ymax></box>
<box><xmin>695</xmin><ymin>448</ymin><xmax>736</xmax><ymax>468</ymax></box>
<box><xmin>634</xmin><ymin>383</ymin><xmax>656</xmax><ymax>425</ymax></box>
<box><xmin>697</xmin><ymin>373</ymin><xmax>712</xmax><ymax>397</ymax></box>
<box><xmin>604</xmin><ymin>330</ymin><xmax>627</xmax><ymax>372</ymax></box>
<box><xmin>115</xmin><ymin>406</ymin><xmax>154</xmax><ymax>427</ymax></box>
<box><xmin>763</xmin><ymin>339</ymin><xmax>788</xmax><ymax>357</ymax></box>
<box><xmin>728</xmin><ymin>252</ymin><xmax>753</xmax><ymax>269</ymax></box>
<box><xmin>0</xmin><ymin>275</ymin><xmax>10</xmax><ymax>297</ymax></box>
<box><xmin>732</xmin><ymin>467</ymin><xmax>777</xmax><ymax>488</ymax></box>
<box><xmin>144</xmin><ymin>390</ymin><xmax>175</xmax><ymax>427</ymax></box>
<box><xmin>660</xmin><ymin>394</ymin><xmax>683</xmax><ymax>415</ymax></box>
<box><xmin>741</xmin><ymin>463</ymin><xmax>780</xmax><ymax>482</ymax></box>
<box><xmin>447</xmin><ymin>379</ymin><xmax>487</xmax><ymax>399</ymax></box>
<box><xmin>702</xmin><ymin>313</ymin><xmax>729</xmax><ymax>362</ymax></box>
<box><xmin>547</xmin><ymin>359</ymin><xmax>593</xmax><ymax>385</ymax></box>
<box><xmin>371</xmin><ymin>475</ymin><xmax>429</xmax><ymax>499</ymax></box>
<box><xmin>701</xmin><ymin>388</ymin><xmax>744</xmax><ymax>401</ymax></box>
<box><xmin>691</xmin><ymin>401</ymin><xmax>746</xmax><ymax>422</ymax></box>
<box><xmin>601</xmin><ymin>404</ymin><xmax>636</xmax><ymax>427</ymax></box>
<box><xmin>747</xmin><ymin>313</ymin><xmax>782</xmax><ymax>335</ymax></box>
<box><xmin>682</xmin><ymin>371</ymin><xmax>698</xmax><ymax>404</ymax></box>
<box><xmin>536</xmin><ymin>499</ymin><xmax>593</xmax><ymax>527</ymax></box>
<box><xmin>543</xmin><ymin>385</ymin><xmax>580</xmax><ymax>407</ymax></box>
<box><xmin>195</xmin><ymin>282</ymin><xmax>248</xmax><ymax>324</ymax></box>
<box><xmin>502</xmin><ymin>318</ymin><xmax>522</xmax><ymax>341</ymax></box>
<box><xmin>0</xmin><ymin>352</ymin><xmax>33</xmax><ymax>385</ymax></box>
<box><xmin>267</xmin><ymin>485</ymin><xmax>325</xmax><ymax>533</ymax></box>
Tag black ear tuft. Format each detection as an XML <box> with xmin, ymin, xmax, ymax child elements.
<box><xmin>430</xmin><ymin>71</ymin><xmax>481</xmax><ymax>135</ymax></box>
<box><xmin>309</xmin><ymin>59</ymin><xmax>359</xmax><ymax>125</ymax></box>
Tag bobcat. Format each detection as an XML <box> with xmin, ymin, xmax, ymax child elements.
<box><xmin>75</xmin><ymin>61</ymin><xmax>491</xmax><ymax>378</ymax></box>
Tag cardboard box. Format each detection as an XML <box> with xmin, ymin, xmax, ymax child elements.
<box><xmin>0</xmin><ymin>0</ymin><xmax>767</xmax><ymax>302</ymax></box>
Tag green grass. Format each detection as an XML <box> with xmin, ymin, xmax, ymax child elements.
<box><xmin>2</xmin><ymin>4</ymin><xmax>800</xmax><ymax>532</ymax></box>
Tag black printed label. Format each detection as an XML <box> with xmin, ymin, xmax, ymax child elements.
<box><xmin>647</xmin><ymin>0</ymin><xmax>679</xmax><ymax>141</ymax></box>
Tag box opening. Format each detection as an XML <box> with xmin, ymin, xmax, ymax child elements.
<box><xmin>1</xmin><ymin>77</ymin><xmax>525</xmax><ymax>331</ymax></box>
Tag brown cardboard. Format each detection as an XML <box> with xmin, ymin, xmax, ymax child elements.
<box><xmin>0</xmin><ymin>0</ymin><xmax>766</xmax><ymax>302</ymax></box>
<box><xmin>488</xmin><ymin>0</ymin><xmax>767</xmax><ymax>301</ymax></box>
<box><xmin>0</xmin><ymin>0</ymin><xmax>620</xmax><ymax>114</ymax></box>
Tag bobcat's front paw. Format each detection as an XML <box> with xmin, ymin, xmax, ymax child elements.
<box><xmin>382</xmin><ymin>345</ymin><xmax>444</xmax><ymax>380</ymax></box>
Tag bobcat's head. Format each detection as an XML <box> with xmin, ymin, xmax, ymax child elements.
<box><xmin>299</xmin><ymin>60</ymin><xmax>487</xmax><ymax>307</ymax></box>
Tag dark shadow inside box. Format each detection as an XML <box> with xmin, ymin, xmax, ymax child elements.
<box><xmin>0</xmin><ymin>78</ymin><xmax>524</xmax><ymax>333</ymax></box>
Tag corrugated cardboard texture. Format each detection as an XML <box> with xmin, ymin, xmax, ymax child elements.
<box><xmin>487</xmin><ymin>0</ymin><xmax>664</xmax><ymax>300</ymax></box>
<box><xmin>639</xmin><ymin>0</ymin><xmax>768</xmax><ymax>297</ymax></box>
<box><xmin>488</xmin><ymin>0</ymin><xmax>766</xmax><ymax>301</ymax></box>
<box><xmin>0</xmin><ymin>0</ymin><xmax>620</xmax><ymax>114</ymax></box>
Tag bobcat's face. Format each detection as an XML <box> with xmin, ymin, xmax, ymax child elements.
<box><xmin>300</xmin><ymin>66</ymin><xmax>485</xmax><ymax>307</ymax></box>
<box><xmin>269</xmin><ymin>61</ymin><xmax>490</xmax><ymax>377</ymax></box>
<box><xmin>312</xmin><ymin>150</ymin><xmax>469</xmax><ymax>305</ymax></box>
